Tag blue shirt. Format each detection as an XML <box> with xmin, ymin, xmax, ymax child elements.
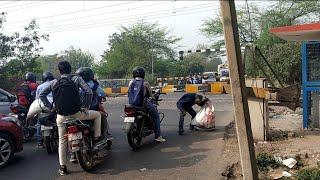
<box><xmin>36</xmin><ymin>81</ymin><xmax>53</xmax><ymax>103</ymax></box>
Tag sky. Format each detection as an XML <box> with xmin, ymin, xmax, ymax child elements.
<box><xmin>0</xmin><ymin>1</ymin><xmax>259</xmax><ymax>62</ymax></box>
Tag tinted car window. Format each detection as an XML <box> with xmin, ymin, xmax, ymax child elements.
<box><xmin>0</xmin><ymin>92</ymin><xmax>9</xmax><ymax>102</ymax></box>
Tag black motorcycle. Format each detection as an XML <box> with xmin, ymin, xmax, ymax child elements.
<box><xmin>10</xmin><ymin>104</ymin><xmax>35</xmax><ymax>142</ymax></box>
<box><xmin>123</xmin><ymin>89</ymin><xmax>164</xmax><ymax>150</ymax></box>
<box><xmin>38</xmin><ymin>112</ymin><xmax>58</xmax><ymax>154</ymax></box>
<box><xmin>64</xmin><ymin>115</ymin><xmax>112</xmax><ymax>172</ymax></box>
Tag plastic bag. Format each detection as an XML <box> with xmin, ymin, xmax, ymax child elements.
<box><xmin>191</xmin><ymin>99</ymin><xmax>215</xmax><ymax>129</ymax></box>
<box><xmin>26</xmin><ymin>99</ymin><xmax>51</xmax><ymax>120</ymax></box>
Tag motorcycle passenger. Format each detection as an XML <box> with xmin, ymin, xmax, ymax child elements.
<box><xmin>39</xmin><ymin>61</ymin><xmax>102</xmax><ymax>176</ymax></box>
<box><xmin>16</xmin><ymin>72</ymin><xmax>38</xmax><ymax>108</ymax></box>
<box><xmin>177</xmin><ymin>93</ymin><xmax>206</xmax><ymax>135</ymax></box>
<box><xmin>35</xmin><ymin>71</ymin><xmax>55</xmax><ymax>148</ymax></box>
<box><xmin>75</xmin><ymin>67</ymin><xmax>112</xmax><ymax>137</ymax></box>
<box><xmin>128</xmin><ymin>67</ymin><xmax>166</xmax><ymax>143</ymax></box>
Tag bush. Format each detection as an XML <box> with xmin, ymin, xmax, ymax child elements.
<box><xmin>296</xmin><ymin>168</ymin><xmax>320</xmax><ymax>180</ymax></box>
<box><xmin>256</xmin><ymin>152</ymin><xmax>280</xmax><ymax>172</ymax></box>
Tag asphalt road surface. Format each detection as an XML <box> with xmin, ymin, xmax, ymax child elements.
<box><xmin>0</xmin><ymin>93</ymin><xmax>234</xmax><ymax>180</ymax></box>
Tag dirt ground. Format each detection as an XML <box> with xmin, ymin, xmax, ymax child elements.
<box><xmin>221</xmin><ymin>105</ymin><xmax>320</xmax><ymax>179</ymax></box>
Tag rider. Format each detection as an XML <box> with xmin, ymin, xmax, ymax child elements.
<box><xmin>128</xmin><ymin>67</ymin><xmax>166</xmax><ymax>143</ymax></box>
<box><xmin>177</xmin><ymin>93</ymin><xmax>206</xmax><ymax>135</ymax></box>
<box><xmin>17</xmin><ymin>72</ymin><xmax>38</xmax><ymax>108</ymax></box>
<box><xmin>39</xmin><ymin>61</ymin><xmax>102</xmax><ymax>176</ymax></box>
<box><xmin>35</xmin><ymin>71</ymin><xmax>55</xmax><ymax>148</ymax></box>
<box><xmin>75</xmin><ymin>67</ymin><xmax>112</xmax><ymax>137</ymax></box>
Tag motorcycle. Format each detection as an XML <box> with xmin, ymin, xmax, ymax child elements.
<box><xmin>38</xmin><ymin>112</ymin><xmax>58</xmax><ymax>154</ymax></box>
<box><xmin>123</xmin><ymin>89</ymin><xmax>164</xmax><ymax>150</ymax></box>
<box><xmin>64</xmin><ymin>115</ymin><xmax>112</xmax><ymax>172</ymax></box>
<box><xmin>10</xmin><ymin>104</ymin><xmax>35</xmax><ymax>142</ymax></box>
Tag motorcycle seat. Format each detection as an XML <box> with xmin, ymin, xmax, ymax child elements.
<box><xmin>125</xmin><ymin>104</ymin><xmax>147</xmax><ymax>112</ymax></box>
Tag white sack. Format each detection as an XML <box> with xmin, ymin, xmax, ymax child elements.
<box><xmin>191</xmin><ymin>100</ymin><xmax>215</xmax><ymax>128</ymax></box>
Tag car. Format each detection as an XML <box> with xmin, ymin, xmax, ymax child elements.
<box><xmin>0</xmin><ymin>88</ymin><xmax>17</xmax><ymax>114</ymax></box>
<box><xmin>202</xmin><ymin>72</ymin><xmax>217</xmax><ymax>84</ymax></box>
<box><xmin>0</xmin><ymin>113</ymin><xmax>23</xmax><ymax>168</ymax></box>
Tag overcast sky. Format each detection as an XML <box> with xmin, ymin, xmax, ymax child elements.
<box><xmin>0</xmin><ymin>1</ymin><xmax>259</xmax><ymax>61</ymax></box>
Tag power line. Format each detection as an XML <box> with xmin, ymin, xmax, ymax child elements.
<box><xmin>6</xmin><ymin>3</ymin><xmax>213</xmax><ymax>32</ymax></box>
<box><xmin>0</xmin><ymin>1</ymin><xmax>19</xmax><ymax>7</ymax></box>
<box><xmin>6</xmin><ymin>1</ymin><xmax>169</xmax><ymax>29</ymax></box>
<box><xmin>5</xmin><ymin>1</ymin><xmax>138</xmax><ymax>25</ymax></box>
<box><xmin>42</xmin><ymin>6</ymin><xmax>215</xmax><ymax>33</ymax></box>
<box><xmin>0</xmin><ymin>1</ymin><xmax>39</xmax><ymax>10</ymax></box>
<box><xmin>6</xmin><ymin>1</ymin><xmax>55</xmax><ymax>13</ymax></box>
<box><xmin>42</xmin><ymin>7</ymin><xmax>217</xmax><ymax>34</ymax></box>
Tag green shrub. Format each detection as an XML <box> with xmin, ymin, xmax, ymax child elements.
<box><xmin>256</xmin><ymin>152</ymin><xmax>280</xmax><ymax>172</ymax></box>
<box><xmin>296</xmin><ymin>168</ymin><xmax>320</xmax><ymax>180</ymax></box>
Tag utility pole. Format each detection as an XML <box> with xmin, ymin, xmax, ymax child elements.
<box><xmin>220</xmin><ymin>0</ymin><xmax>258</xmax><ymax>179</ymax></box>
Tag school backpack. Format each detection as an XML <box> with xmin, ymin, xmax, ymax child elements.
<box><xmin>128</xmin><ymin>79</ymin><xmax>145</xmax><ymax>107</ymax></box>
<box><xmin>52</xmin><ymin>75</ymin><xmax>82</xmax><ymax>116</ymax></box>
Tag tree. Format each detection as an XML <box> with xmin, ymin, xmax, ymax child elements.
<box><xmin>62</xmin><ymin>46</ymin><xmax>95</xmax><ymax>72</ymax></box>
<box><xmin>0</xmin><ymin>13</ymin><xmax>49</xmax><ymax>91</ymax></box>
<box><xmin>200</xmin><ymin>1</ymin><xmax>320</xmax><ymax>48</ymax></box>
<box><xmin>200</xmin><ymin>1</ymin><xmax>320</xmax><ymax>85</ymax></box>
<box><xmin>95</xmin><ymin>22</ymin><xmax>181</xmax><ymax>79</ymax></box>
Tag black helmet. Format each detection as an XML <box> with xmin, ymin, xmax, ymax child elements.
<box><xmin>132</xmin><ymin>67</ymin><xmax>145</xmax><ymax>79</ymax></box>
<box><xmin>25</xmin><ymin>72</ymin><xmax>36</xmax><ymax>82</ymax></box>
<box><xmin>42</xmin><ymin>71</ymin><xmax>54</xmax><ymax>82</ymax></box>
<box><xmin>75</xmin><ymin>67</ymin><xmax>94</xmax><ymax>82</ymax></box>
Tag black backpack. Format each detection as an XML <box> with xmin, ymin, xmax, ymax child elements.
<box><xmin>52</xmin><ymin>75</ymin><xmax>81</xmax><ymax>115</ymax></box>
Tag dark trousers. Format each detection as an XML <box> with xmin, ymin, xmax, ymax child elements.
<box><xmin>178</xmin><ymin>106</ymin><xmax>197</xmax><ymax>130</ymax></box>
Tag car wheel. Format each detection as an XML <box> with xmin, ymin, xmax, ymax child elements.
<box><xmin>0</xmin><ymin>133</ymin><xmax>14</xmax><ymax>168</ymax></box>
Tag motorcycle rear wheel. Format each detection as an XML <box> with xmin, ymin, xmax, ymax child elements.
<box><xmin>76</xmin><ymin>138</ymin><xmax>95</xmax><ymax>172</ymax></box>
<box><xmin>44</xmin><ymin>132</ymin><xmax>58</xmax><ymax>154</ymax></box>
<box><xmin>127</xmin><ymin>124</ymin><xmax>142</xmax><ymax>150</ymax></box>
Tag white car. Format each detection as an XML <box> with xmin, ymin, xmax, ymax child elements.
<box><xmin>202</xmin><ymin>72</ymin><xmax>217</xmax><ymax>84</ymax></box>
<box><xmin>0</xmin><ymin>88</ymin><xmax>17</xmax><ymax>114</ymax></box>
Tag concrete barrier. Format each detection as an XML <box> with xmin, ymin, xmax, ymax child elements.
<box><xmin>121</xmin><ymin>87</ymin><xmax>129</xmax><ymax>94</ymax></box>
<box><xmin>185</xmin><ymin>84</ymin><xmax>199</xmax><ymax>93</ymax></box>
<box><xmin>162</xmin><ymin>85</ymin><xmax>175</xmax><ymax>93</ymax></box>
<box><xmin>210</xmin><ymin>82</ymin><xmax>226</xmax><ymax>94</ymax></box>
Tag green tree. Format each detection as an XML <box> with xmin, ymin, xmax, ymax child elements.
<box><xmin>0</xmin><ymin>13</ymin><xmax>49</xmax><ymax>90</ymax></box>
<box><xmin>96</xmin><ymin>22</ymin><xmax>181</xmax><ymax>79</ymax></box>
<box><xmin>200</xmin><ymin>1</ymin><xmax>320</xmax><ymax>85</ymax></box>
<box><xmin>62</xmin><ymin>46</ymin><xmax>95</xmax><ymax>72</ymax></box>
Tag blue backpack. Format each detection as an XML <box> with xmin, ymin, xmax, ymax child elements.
<box><xmin>128</xmin><ymin>79</ymin><xmax>145</xmax><ymax>107</ymax></box>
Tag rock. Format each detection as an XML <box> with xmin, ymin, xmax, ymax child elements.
<box><xmin>283</xmin><ymin>158</ymin><xmax>297</xmax><ymax>168</ymax></box>
<box><xmin>140</xmin><ymin>168</ymin><xmax>147</xmax><ymax>172</ymax></box>
<box><xmin>282</xmin><ymin>171</ymin><xmax>292</xmax><ymax>177</ymax></box>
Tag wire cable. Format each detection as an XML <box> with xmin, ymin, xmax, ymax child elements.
<box><xmin>6</xmin><ymin>1</ymin><xmax>169</xmax><ymax>29</ymax></box>
<box><xmin>5</xmin><ymin>1</ymin><xmax>138</xmax><ymax>25</ymax></box>
<box><xmin>6</xmin><ymin>3</ymin><xmax>214</xmax><ymax>32</ymax></box>
<box><xmin>42</xmin><ymin>7</ymin><xmax>217</xmax><ymax>34</ymax></box>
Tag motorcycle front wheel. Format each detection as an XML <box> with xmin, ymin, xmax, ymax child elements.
<box><xmin>127</xmin><ymin>124</ymin><xmax>142</xmax><ymax>150</ymax></box>
<box><xmin>76</xmin><ymin>137</ymin><xmax>95</xmax><ymax>172</ymax></box>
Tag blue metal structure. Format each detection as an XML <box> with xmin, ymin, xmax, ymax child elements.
<box><xmin>302</xmin><ymin>42</ymin><xmax>320</xmax><ymax>128</ymax></box>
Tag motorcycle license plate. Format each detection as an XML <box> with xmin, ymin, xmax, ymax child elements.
<box><xmin>68</xmin><ymin>132</ymin><xmax>82</xmax><ymax>141</ymax></box>
<box><xmin>41</xmin><ymin>125</ymin><xmax>53</xmax><ymax>131</ymax></box>
<box><xmin>124</xmin><ymin>117</ymin><xmax>135</xmax><ymax>123</ymax></box>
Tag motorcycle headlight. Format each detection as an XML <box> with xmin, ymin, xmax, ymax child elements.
<box><xmin>2</xmin><ymin>116</ymin><xmax>22</xmax><ymax>127</ymax></box>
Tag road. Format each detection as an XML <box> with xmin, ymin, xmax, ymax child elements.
<box><xmin>0</xmin><ymin>93</ymin><xmax>234</xmax><ymax>180</ymax></box>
